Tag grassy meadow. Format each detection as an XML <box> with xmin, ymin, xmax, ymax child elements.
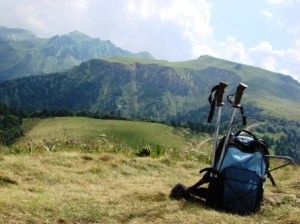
<box><xmin>16</xmin><ymin>117</ymin><xmax>205</xmax><ymax>157</ymax></box>
<box><xmin>0</xmin><ymin>117</ymin><xmax>299</xmax><ymax>223</ymax></box>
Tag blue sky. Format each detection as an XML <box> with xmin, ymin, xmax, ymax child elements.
<box><xmin>211</xmin><ymin>0</ymin><xmax>294</xmax><ymax>49</ymax></box>
<box><xmin>0</xmin><ymin>0</ymin><xmax>299</xmax><ymax>81</ymax></box>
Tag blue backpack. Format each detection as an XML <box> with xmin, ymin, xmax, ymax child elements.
<box><xmin>171</xmin><ymin>130</ymin><xmax>275</xmax><ymax>215</ymax></box>
<box><xmin>170</xmin><ymin>82</ymin><xmax>294</xmax><ymax>214</ymax></box>
<box><xmin>205</xmin><ymin>130</ymin><xmax>273</xmax><ymax>214</ymax></box>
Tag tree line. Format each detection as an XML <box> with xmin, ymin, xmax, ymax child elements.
<box><xmin>1</xmin><ymin>103</ymin><xmax>299</xmax><ymax>163</ymax></box>
<box><xmin>0</xmin><ymin>103</ymin><xmax>23</xmax><ymax>145</ymax></box>
<box><xmin>259</xmin><ymin>121</ymin><xmax>300</xmax><ymax>163</ymax></box>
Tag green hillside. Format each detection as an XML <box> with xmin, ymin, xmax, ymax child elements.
<box><xmin>0</xmin><ymin>117</ymin><xmax>299</xmax><ymax>223</ymax></box>
<box><xmin>173</xmin><ymin>56</ymin><xmax>300</xmax><ymax>118</ymax></box>
<box><xmin>17</xmin><ymin>117</ymin><xmax>203</xmax><ymax>156</ymax></box>
<box><xmin>108</xmin><ymin>55</ymin><xmax>300</xmax><ymax>118</ymax></box>
<box><xmin>1</xmin><ymin>27</ymin><xmax>299</xmax><ymax>120</ymax></box>
<box><xmin>0</xmin><ymin>56</ymin><xmax>299</xmax><ymax>120</ymax></box>
<box><xmin>0</xmin><ymin>27</ymin><xmax>153</xmax><ymax>81</ymax></box>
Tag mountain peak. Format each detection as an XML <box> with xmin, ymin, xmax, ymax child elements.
<box><xmin>68</xmin><ymin>31</ymin><xmax>90</xmax><ymax>41</ymax></box>
<box><xmin>133</xmin><ymin>51</ymin><xmax>154</xmax><ymax>60</ymax></box>
<box><xmin>0</xmin><ymin>26</ymin><xmax>37</xmax><ymax>41</ymax></box>
<box><xmin>198</xmin><ymin>55</ymin><xmax>212</xmax><ymax>58</ymax></box>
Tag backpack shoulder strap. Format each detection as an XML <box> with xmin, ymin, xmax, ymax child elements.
<box><xmin>187</xmin><ymin>167</ymin><xmax>218</xmax><ymax>192</ymax></box>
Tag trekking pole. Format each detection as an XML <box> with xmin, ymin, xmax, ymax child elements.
<box><xmin>266</xmin><ymin>155</ymin><xmax>295</xmax><ymax>172</ymax></box>
<box><xmin>210</xmin><ymin>82</ymin><xmax>228</xmax><ymax>170</ymax></box>
<box><xmin>216</xmin><ymin>83</ymin><xmax>248</xmax><ymax>171</ymax></box>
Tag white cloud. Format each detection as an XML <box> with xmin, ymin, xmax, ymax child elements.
<box><xmin>215</xmin><ymin>37</ymin><xmax>249</xmax><ymax>64</ymax></box>
<box><xmin>16</xmin><ymin>5</ymin><xmax>47</xmax><ymax>33</ymax></box>
<box><xmin>126</xmin><ymin>0</ymin><xmax>214</xmax><ymax>58</ymax></box>
<box><xmin>248</xmin><ymin>41</ymin><xmax>300</xmax><ymax>80</ymax></box>
<box><xmin>266</xmin><ymin>0</ymin><xmax>286</xmax><ymax>5</ymax></box>
<box><xmin>265</xmin><ymin>0</ymin><xmax>299</xmax><ymax>5</ymax></box>
<box><xmin>203</xmin><ymin>38</ymin><xmax>300</xmax><ymax>81</ymax></box>
<box><xmin>260</xmin><ymin>9</ymin><xmax>274</xmax><ymax>19</ymax></box>
<box><xmin>249</xmin><ymin>41</ymin><xmax>285</xmax><ymax>57</ymax></box>
<box><xmin>126</xmin><ymin>0</ymin><xmax>159</xmax><ymax>18</ymax></box>
<box><xmin>0</xmin><ymin>0</ymin><xmax>91</xmax><ymax>37</ymax></box>
<box><xmin>122</xmin><ymin>0</ymin><xmax>300</xmax><ymax>81</ymax></box>
<box><xmin>0</xmin><ymin>0</ymin><xmax>299</xmax><ymax>81</ymax></box>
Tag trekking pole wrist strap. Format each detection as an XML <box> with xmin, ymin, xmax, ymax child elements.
<box><xmin>227</xmin><ymin>94</ymin><xmax>247</xmax><ymax>126</ymax></box>
<box><xmin>207</xmin><ymin>82</ymin><xmax>227</xmax><ymax>123</ymax></box>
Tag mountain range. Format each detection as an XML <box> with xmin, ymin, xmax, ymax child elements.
<box><xmin>0</xmin><ymin>26</ymin><xmax>153</xmax><ymax>81</ymax></box>
<box><xmin>0</xmin><ymin>27</ymin><xmax>299</xmax><ymax>121</ymax></box>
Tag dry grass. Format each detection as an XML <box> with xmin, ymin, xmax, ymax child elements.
<box><xmin>0</xmin><ymin>150</ymin><xmax>298</xmax><ymax>224</ymax></box>
<box><xmin>0</xmin><ymin>117</ymin><xmax>299</xmax><ymax>223</ymax></box>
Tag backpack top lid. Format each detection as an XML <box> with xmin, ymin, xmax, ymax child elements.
<box><xmin>236</xmin><ymin>135</ymin><xmax>253</xmax><ymax>145</ymax></box>
<box><xmin>219</xmin><ymin>135</ymin><xmax>267</xmax><ymax>178</ymax></box>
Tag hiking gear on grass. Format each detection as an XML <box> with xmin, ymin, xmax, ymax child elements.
<box><xmin>170</xmin><ymin>82</ymin><xmax>294</xmax><ymax>215</ymax></box>
<box><xmin>206</xmin><ymin>131</ymin><xmax>269</xmax><ymax>214</ymax></box>
<box><xmin>171</xmin><ymin>130</ymin><xmax>271</xmax><ymax>215</ymax></box>
<box><xmin>216</xmin><ymin>83</ymin><xmax>248</xmax><ymax>171</ymax></box>
<box><xmin>207</xmin><ymin>81</ymin><xmax>228</xmax><ymax>172</ymax></box>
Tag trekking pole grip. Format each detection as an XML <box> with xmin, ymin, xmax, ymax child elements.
<box><xmin>215</xmin><ymin>81</ymin><xmax>228</xmax><ymax>106</ymax></box>
<box><xmin>233</xmin><ymin>83</ymin><xmax>248</xmax><ymax>108</ymax></box>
